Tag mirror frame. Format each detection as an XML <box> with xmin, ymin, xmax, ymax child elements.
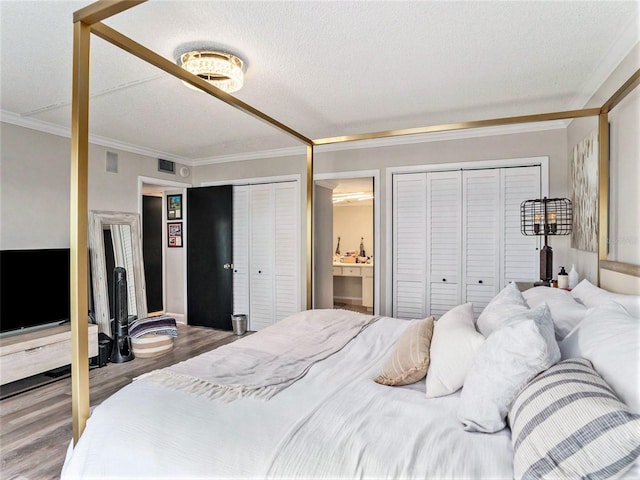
<box><xmin>89</xmin><ymin>210</ymin><xmax>148</xmax><ymax>335</ymax></box>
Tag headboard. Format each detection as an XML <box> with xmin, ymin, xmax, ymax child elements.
<box><xmin>599</xmin><ymin>261</ymin><xmax>640</xmax><ymax>295</ymax></box>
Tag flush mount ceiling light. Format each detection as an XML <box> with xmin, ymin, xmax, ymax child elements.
<box><xmin>179</xmin><ymin>50</ymin><xmax>244</xmax><ymax>93</ymax></box>
<box><xmin>332</xmin><ymin>192</ymin><xmax>374</xmax><ymax>204</ymax></box>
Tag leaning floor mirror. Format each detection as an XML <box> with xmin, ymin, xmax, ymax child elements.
<box><xmin>88</xmin><ymin>211</ymin><xmax>148</xmax><ymax>336</ymax></box>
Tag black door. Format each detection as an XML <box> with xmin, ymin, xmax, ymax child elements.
<box><xmin>187</xmin><ymin>185</ymin><xmax>233</xmax><ymax>330</ymax></box>
<box><xmin>143</xmin><ymin>195</ymin><xmax>163</xmax><ymax>313</ymax></box>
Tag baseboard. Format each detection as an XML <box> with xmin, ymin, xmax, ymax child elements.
<box><xmin>165</xmin><ymin>312</ymin><xmax>186</xmax><ymax>324</ymax></box>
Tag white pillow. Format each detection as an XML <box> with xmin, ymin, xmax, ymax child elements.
<box><xmin>458</xmin><ymin>304</ymin><xmax>560</xmax><ymax>433</ymax></box>
<box><xmin>560</xmin><ymin>302</ymin><xmax>640</xmax><ymax>413</ymax></box>
<box><xmin>522</xmin><ymin>286</ymin><xmax>587</xmax><ymax>340</ymax></box>
<box><xmin>571</xmin><ymin>279</ymin><xmax>640</xmax><ymax>318</ymax></box>
<box><xmin>476</xmin><ymin>282</ymin><xmax>529</xmax><ymax>337</ymax></box>
<box><xmin>425</xmin><ymin>303</ymin><xmax>485</xmax><ymax>398</ymax></box>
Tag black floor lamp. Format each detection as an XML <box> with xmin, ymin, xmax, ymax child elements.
<box><xmin>520</xmin><ymin>197</ymin><xmax>573</xmax><ymax>287</ymax></box>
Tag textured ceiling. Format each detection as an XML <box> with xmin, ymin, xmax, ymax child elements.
<box><xmin>1</xmin><ymin>1</ymin><xmax>638</xmax><ymax>164</ymax></box>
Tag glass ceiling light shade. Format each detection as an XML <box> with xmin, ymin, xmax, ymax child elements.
<box><xmin>179</xmin><ymin>50</ymin><xmax>244</xmax><ymax>93</ymax></box>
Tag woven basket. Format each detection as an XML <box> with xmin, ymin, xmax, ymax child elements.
<box><xmin>131</xmin><ymin>333</ymin><xmax>174</xmax><ymax>358</ymax></box>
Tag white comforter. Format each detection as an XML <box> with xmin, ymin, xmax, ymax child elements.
<box><xmin>62</xmin><ymin>315</ymin><xmax>514</xmax><ymax>479</ymax></box>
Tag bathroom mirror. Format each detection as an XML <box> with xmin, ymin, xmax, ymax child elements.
<box><xmin>89</xmin><ymin>211</ymin><xmax>148</xmax><ymax>336</ymax></box>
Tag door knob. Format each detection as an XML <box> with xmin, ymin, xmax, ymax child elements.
<box><xmin>223</xmin><ymin>263</ymin><xmax>233</xmax><ymax>270</ymax></box>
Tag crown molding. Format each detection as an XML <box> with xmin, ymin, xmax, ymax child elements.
<box><xmin>3</xmin><ymin>108</ymin><xmax>568</xmax><ymax>166</ymax></box>
<box><xmin>0</xmin><ymin>110</ymin><xmax>189</xmax><ymax>165</ymax></box>
<box><xmin>191</xmin><ymin>146</ymin><xmax>307</xmax><ymax>165</ymax></box>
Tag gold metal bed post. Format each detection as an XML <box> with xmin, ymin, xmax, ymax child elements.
<box><xmin>306</xmin><ymin>146</ymin><xmax>314</xmax><ymax>309</ymax></box>
<box><xmin>70</xmin><ymin>19</ymin><xmax>91</xmax><ymax>445</ymax></box>
<box><xmin>597</xmin><ymin>112</ymin><xmax>609</xmax><ymax>287</ymax></box>
<box><xmin>70</xmin><ymin>0</ymin><xmax>148</xmax><ymax>445</ymax></box>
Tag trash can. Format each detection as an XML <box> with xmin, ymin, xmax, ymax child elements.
<box><xmin>231</xmin><ymin>314</ymin><xmax>247</xmax><ymax>335</ymax></box>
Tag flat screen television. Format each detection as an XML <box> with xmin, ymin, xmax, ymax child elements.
<box><xmin>0</xmin><ymin>248</ymin><xmax>71</xmax><ymax>334</ymax></box>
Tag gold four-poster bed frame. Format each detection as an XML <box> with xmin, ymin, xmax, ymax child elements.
<box><xmin>69</xmin><ymin>0</ymin><xmax>640</xmax><ymax>442</ymax></box>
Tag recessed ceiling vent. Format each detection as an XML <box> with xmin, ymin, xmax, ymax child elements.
<box><xmin>158</xmin><ymin>159</ymin><xmax>175</xmax><ymax>174</ymax></box>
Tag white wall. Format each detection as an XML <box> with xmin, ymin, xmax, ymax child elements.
<box><xmin>608</xmin><ymin>88</ymin><xmax>639</xmax><ymax>265</ymax></box>
<box><xmin>333</xmin><ymin>204</ymin><xmax>373</xmax><ymax>257</ymax></box>
<box><xmin>0</xmin><ymin>123</ymin><xmax>190</xmax><ymax>318</ymax></box>
<box><xmin>1</xmin><ymin>123</ymin><xmax>71</xmax><ymax>249</ymax></box>
<box><xmin>313</xmin><ymin>184</ymin><xmax>334</xmax><ymax>308</ymax></box>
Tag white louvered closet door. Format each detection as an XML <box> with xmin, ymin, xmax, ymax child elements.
<box><xmin>393</xmin><ymin>173</ymin><xmax>427</xmax><ymax>319</ymax></box>
<box><xmin>501</xmin><ymin>166</ymin><xmax>541</xmax><ymax>287</ymax></box>
<box><xmin>462</xmin><ymin>170</ymin><xmax>500</xmax><ymax>318</ymax></box>
<box><xmin>249</xmin><ymin>184</ymin><xmax>275</xmax><ymax>331</ymax></box>
<box><xmin>232</xmin><ymin>185</ymin><xmax>250</xmax><ymax>318</ymax></box>
<box><xmin>273</xmin><ymin>182</ymin><xmax>299</xmax><ymax>322</ymax></box>
<box><xmin>426</xmin><ymin>171</ymin><xmax>462</xmax><ymax>318</ymax></box>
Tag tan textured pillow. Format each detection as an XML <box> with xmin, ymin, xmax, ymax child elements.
<box><xmin>374</xmin><ymin>316</ymin><xmax>435</xmax><ymax>386</ymax></box>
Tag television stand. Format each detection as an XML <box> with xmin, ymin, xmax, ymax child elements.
<box><xmin>0</xmin><ymin>324</ymin><xmax>98</xmax><ymax>385</ymax></box>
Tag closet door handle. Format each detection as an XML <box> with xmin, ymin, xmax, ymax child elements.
<box><xmin>258</xmin><ymin>270</ymin><xmax>262</xmax><ymax>274</ymax></box>
<box><xmin>442</xmin><ymin>278</ymin><xmax>446</xmax><ymax>282</ymax></box>
<box><xmin>478</xmin><ymin>280</ymin><xmax>483</xmax><ymax>284</ymax></box>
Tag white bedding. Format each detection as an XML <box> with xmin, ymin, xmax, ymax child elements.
<box><xmin>62</xmin><ymin>316</ymin><xmax>514</xmax><ymax>479</ymax></box>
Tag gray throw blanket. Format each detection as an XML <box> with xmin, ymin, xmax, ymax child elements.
<box><xmin>137</xmin><ymin>309</ymin><xmax>378</xmax><ymax>401</ymax></box>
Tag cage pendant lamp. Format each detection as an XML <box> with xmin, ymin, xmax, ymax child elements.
<box><xmin>179</xmin><ymin>50</ymin><xmax>244</xmax><ymax>93</ymax></box>
<box><xmin>520</xmin><ymin>197</ymin><xmax>573</xmax><ymax>287</ymax></box>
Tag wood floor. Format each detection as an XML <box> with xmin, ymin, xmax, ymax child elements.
<box><xmin>0</xmin><ymin>324</ymin><xmax>243</xmax><ymax>480</ymax></box>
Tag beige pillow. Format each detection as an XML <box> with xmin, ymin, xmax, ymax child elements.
<box><xmin>374</xmin><ymin>316</ymin><xmax>435</xmax><ymax>386</ymax></box>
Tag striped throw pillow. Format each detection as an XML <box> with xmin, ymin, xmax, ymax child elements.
<box><xmin>374</xmin><ymin>316</ymin><xmax>434</xmax><ymax>386</ymax></box>
<box><xmin>508</xmin><ymin>358</ymin><xmax>640</xmax><ymax>480</ymax></box>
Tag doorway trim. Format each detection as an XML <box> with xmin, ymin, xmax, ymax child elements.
<box><xmin>314</xmin><ymin>170</ymin><xmax>381</xmax><ymax>314</ymax></box>
<box><xmin>138</xmin><ymin>176</ymin><xmax>192</xmax><ymax>323</ymax></box>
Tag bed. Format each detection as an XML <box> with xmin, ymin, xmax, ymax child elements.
<box><xmin>61</xmin><ymin>280</ymin><xmax>640</xmax><ymax>480</ymax></box>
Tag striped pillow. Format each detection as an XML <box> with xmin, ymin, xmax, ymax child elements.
<box><xmin>509</xmin><ymin>358</ymin><xmax>640</xmax><ymax>480</ymax></box>
<box><xmin>374</xmin><ymin>316</ymin><xmax>434</xmax><ymax>386</ymax></box>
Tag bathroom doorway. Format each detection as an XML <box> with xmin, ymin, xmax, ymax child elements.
<box><xmin>314</xmin><ymin>171</ymin><xmax>379</xmax><ymax>314</ymax></box>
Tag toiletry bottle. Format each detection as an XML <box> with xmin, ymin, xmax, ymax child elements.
<box><xmin>568</xmin><ymin>264</ymin><xmax>578</xmax><ymax>289</ymax></box>
<box><xmin>558</xmin><ymin>266</ymin><xmax>569</xmax><ymax>289</ymax></box>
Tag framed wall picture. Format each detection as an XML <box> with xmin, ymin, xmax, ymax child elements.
<box><xmin>167</xmin><ymin>194</ymin><xmax>183</xmax><ymax>220</ymax></box>
<box><xmin>167</xmin><ymin>222</ymin><xmax>183</xmax><ymax>248</ymax></box>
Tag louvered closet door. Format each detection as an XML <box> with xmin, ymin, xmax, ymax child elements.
<box><xmin>273</xmin><ymin>182</ymin><xmax>299</xmax><ymax>321</ymax></box>
<box><xmin>462</xmin><ymin>170</ymin><xmax>500</xmax><ymax>318</ymax></box>
<box><xmin>232</xmin><ymin>186</ymin><xmax>249</xmax><ymax>317</ymax></box>
<box><xmin>249</xmin><ymin>184</ymin><xmax>275</xmax><ymax>331</ymax></box>
<box><xmin>427</xmin><ymin>171</ymin><xmax>462</xmax><ymax>318</ymax></box>
<box><xmin>393</xmin><ymin>173</ymin><xmax>427</xmax><ymax>319</ymax></box>
<box><xmin>501</xmin><ymin>166</ymin><xmax>540</xmax><ymax>286</ymax></box>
